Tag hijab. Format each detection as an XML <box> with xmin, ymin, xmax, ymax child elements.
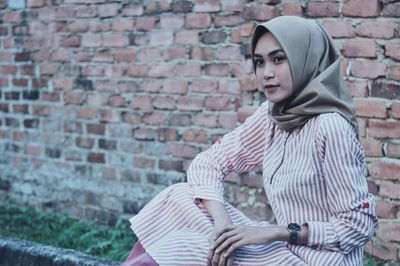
<box><xmin>250</xmin><ymin>16</ymin><xmax>358</xmax><ymax>133</ymax></box>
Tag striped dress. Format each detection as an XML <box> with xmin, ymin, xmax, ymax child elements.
<box><xmin>129</xmin><ymin>102</ymin><xmax>378</xmax><ymax>266</ymax></box>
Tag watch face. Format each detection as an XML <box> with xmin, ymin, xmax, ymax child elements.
<box><xmin>288</xmin><ymin>223</ymin><xmax>301</xmax><ymax>231</ymax></box>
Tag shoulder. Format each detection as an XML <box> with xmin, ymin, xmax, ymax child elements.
<box><xmin>314</xmin><ymin>112</ymin><xmax>356</xmax><ymax>138</ymax></box>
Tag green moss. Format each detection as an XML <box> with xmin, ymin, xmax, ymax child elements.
<box><xmin>0</xmin><ymin>204</ymin><xmax>136</xmax><ymax>262</ymax></box>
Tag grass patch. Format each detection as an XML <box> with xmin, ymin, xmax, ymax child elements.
<box><xmin>0</xmin><ymin>203</ymin><xmax>136</xmax><ymax>262</ymax></box>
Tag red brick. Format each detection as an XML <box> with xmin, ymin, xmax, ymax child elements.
<box><xmin>24</xmin><ymin>145</ymin><xmax>41</xmax><ymax>156</ymax></box>
<box><xmin>177</xmin><ymin>96</ymin><xmax>204</xmax><ymax>111</ymax></box>
<box><xmin>205</xmin><ymin>96</ymin><xmax>232</xmax><ymax>111</ymax></box>
<box><xmin>100</xmin><ymin>109</ymin><xmax>120</xmax><ymax>123</ymax></box>
<box><xmin>153</xmin><ymin>96</ymin><xmax>176</xmax><ymax>110</ymax></box>
<box><xmin>357</xmin><ymin>21</ymin><xmax>395</xmax><ymax>39</ymax></box>
<box><xmin>123</xmin><ymin>112</ymin><xmax>141</xmax><ymax>125</ymax></box>
<box><xmin>13</xmin><ymin>104</ymin><xmax>28</xmax><ymax>114</ymax></box>
<box><xmin>160</xmin><ymin>15</ymin><xmax>185</xmax><ymax>29</ymax></box>
<box><xmin>391</xmin><ymin>102</ymin><xmax>400</xmax><ymax>119</ymax></box>
<box><xmin>377</xmin><ymin>222</ymin><xmax>400</xmax><ymax>241</ymax></box>
<box><xmin>145</xmin><ymin>1</ymin><xmax>170</xmax><ymax>13</ymax></box>
<box><xmin>354</xmin><ymin>99</ymin><xmax>387</xmax><ymax>118</ymax></box>
<box><xmin>183</xmin><ymin>129</ymin><xmax>208</xmax><ymax>143</ymax></box>
<box><xmin>148</xmin><ymin>64</ymin><xmax>175</xmax><ymax>78</ymax></box>
<box><xmin>185</xmin><ymin>14</ymin><xmax>212</xmax><ymax>29</ymax></box>
<box><xmin>307</xmin><ymin>1</ymin><xmax>339</xmax><ymax>17</ymax></box>
<box><xmin>194</xmin><ymin>0</ymin><xmax>220</xmax><ymax>12</ymax></box>
<box><xmin>193</xmin><ymin>114</ymin><xmax>218</xmax><ymax>128</ymax></box>
<box><xmin>87</xmin><ymin>153</ymin><xmax>105</xmax><ymax>163</ymax></box>
<box><xmin>218</xmin><ymin>113</ymin><xmax>237</xmax><ymax>130</ymax></box>
<box><xmin>3</xmin><ymin>11</ymin><xmax>22</xmax><ymax>24</ymax></box>
<box><xmin>383</xmin><ymin>2</ymin><xmax>400</xmax><ymax>17</ymax></box>
<box><xmin>43</xmin><ymin>92</ymin><xmax>60</xmax><ymax>102</ymax></box>
<box><xmin>13</xmin><ymin>78</ymin><xmax>28</xmax><ymax>87</ymax></box>
<box><xmin>283</xmin><ymin>3</ymin><xmax>303</xmax><ymax>17</ymax></box>
<box><xmin>191</xmin><ymin>47</ymin><xmax>214</xmax><ymax>60</ymax></box>
<box><xmin>170</xmin><ymin>143</ymin><xmax>199</xmax><ymax>159</ymax></box>
<box><xmin>391</xmin><ymin>66</ymin><xmax>400</xmax><ymax>81</ymax></box>
<box><xmin>132</xmin><ymin>96</ymin><xmax>152</xmax><ymax>112</ymax></box>
<box><xmin>163</xmin><ymin>79</ymin><xmax>188</xmax><ymax>94</ymax></box>
<box><xmin>149</xmin><ymin>31</ymin><xmax>174</xmax><ymax>46</ymax></box>
<box><xmin>376</xmin><ymin>199</ymin><xmax>399</xmax><ymax>219</ymax></box>
<box><xmin>103</xmin><ymin>33</ymin><xmax>125</xmax><ymax>48</ymax></box>
<box><xmin>76</xmin><ymin>107</ymin><xmax>96</xmax><ymax>119</ymax></box>
<box><xmin>32</xmin><ymin>105</ymin><xmax>51</xmax><ymax>116</ymax></box>
<box><xmin>1</xmin><ymin>65</ymin><xmax>17</xmax><ymax>75</ymax></box>
<box><xmin>175</xmin><ymin>62</ymin><xmax>201</xmax><ymax>77</ymax></box>
<box><xmin>221</xmin><ymin>0</ymin><xmax>246</xmax><ymax>12</ymax></box>
<box><xmin>83</xmin><ymin>65</ymin><xmax>105</xmax><ymax>77</ymax></box>
<box><xmin>56</xmin><ymin>6</ymin><xmax>75</xmax><ymax>19</ymax></box>
<box><xmin>112</xmin><ymin>18</ymin><xmax>134</xmax><ymax>31</ymax></box>
<box><xmin>82</xmin><ymin>34</ymin><xmax>102</xmax><ymax>47</ymax></box>
<box><xmin>87</xmin><ymin>123</ymin><xmax>105</xmax><ymax>135</ymax></box>
<box><xmin>132</xmin><ymin>157</ymin><xmax>155</xmax><ymax>169</ymax></box>
<box><xmin>230</xmin><ymin>29</ymin><xmax>244</xmax><ymax>44</ymax></box>
<box><xmin>76</xmin><ymin>6</ymin><xmax>97</xmax><ymax>18</ymax></box>
<box><xmin>191</xmin><ymin>79</ymin><xmax>218</xmax><ymax>94</ymax></box>
<box><xmin>0</xmin><ymin>52</ymin><xmax>12</xmax><ymax>62</ymax></box>
<box><xmin>360</xmin><ymin>138</ymin><xmax>383</xmax><ymax>157</ymax></box>
<box><xmin>64</xmin><ymin>121</ymin><xmax>83</xmax><ymax>133</ymax></box>
<box><xmin>122</xmin><ymin>3</ymin><xmax>143</xmax><ymax>16</ymax></box>
<box><xmin>368</xmin><ymin>120</ymin><xmax>400</xmax><ymax>138</ymax></box>
<box><xmin>139</xmin><ymin>80</ymin><xmax>163</xmax><ymax>93</ymax></box>
<box><xmin>239</xmin><ymin>76</ymin><xmax>258</xmax><ymax>92</ymax></box>
<box><xmin>379</xmin><ymin>181</ymin><xmax>400</xmax><ymax>199</ymax></box>
<box><xmin>108</xmin><ymin>95</ymin><xmax>126</xmax><ymax>107</ymax></box>
<box><xmin>164</xmin><ymin>47</ymin><xmax>188</xmax><ymax>61</ymax></box>
<box><xmin>322</xmin><ymin>21</ymin><xmax>355</xmax><ymax>38</ymax></box>
<box><xmin>385</xmin><ymin>42</ymin><xmax>400</xmax><ymax>61</ymax></box>
<box><xmin>175</xmin><ymin>31</ymin><xmax>199</xmax><ymax>45</ymax></box>
<box><xmin>365</xmin><ymin>239</ymin><xmax>398</xmax><ymax>261</ymax></box>
<box><xmin>371</xmin><ymin>82</ymin><xmax>400</xmax><ymax>99</ymax></box>
<box><xmin>143</xmin><ymin>112</ymin><xmax>168</xmax><ymax>125</ymax></box>
<box><xmin>68</xmin><ymin>20</ymin><xmax>89</xmax><ymax>32</ymax></box>
<box><xmin>95</xmin><ymin>80</ymin><xmax>117</xmax><ymax>93</ymax></box>
<box><xmin>343</xmin><ymin>0</ymin><xmax>380</xmax><ymax>17</ymax></box>
<box><xmin>214</xmin><ymin>14</ymin><xmax>243</xmax><ymax>27</ymax></box>
<box><xmin>242</xmin><ymin>5</ymin><xmax>280</xmax><ymax>21</ymax></box>
<box><xmin>388</xmin><ymin>142</ymin><xmax>400</xmax><ymax>158</ymax></box>
<box><xmin>135</xmin><ymin>17</ymin><xmax>157</xmax><ymax>31</ymax></box>
<box><xmin>76</xmin><ymin>137</ymin><xmax>95</xmax><ymax>149</ymax></box>
<box><xmin>350</xmin><ymin>61</ymin><xmax>387</xmax><ymax>79</ymax></box>
<box><xmin>27</xmin><ymin>0</ymin><xmax>45</xmax><ymax>8</ymax></box>
<box><xmin>346</xmin><ymin>80</ymin><xmax>368</xmax><ymax>97</ymax></box>
<box><xmin>237</xmin><ymin>106</ymin><xmax>257</xmax><ymax>123</ymax></box>
<box><xmin>127</xmin><ymin>65</ymin><xmax>149</xmax><ymax>78</ymax></box>
<box><xmin>204</xmin><ymin>63</ymin><xmax>230</xmax><ymax>77</ymax></box>
<box><xmin>341</xmin><ymin>40</ymin><xmax>376</xmax><ymax>58</ymax></box>
<box><xmin>114</xmin><ymin>49</ymin><xmax>136</xmax><ymax>62</ymax></box>
<box><xmin>371</xmin><ymin>159</ymin><xmax>400</xmax><ymax>180</ymax></box>
<box><xmin>137</xmin><ymin>48</ymin><xmax>161</xmax><ymax>63</ymax></box>
<box><xmin>98</xmin><ymin>4</ymin><xmax>119</xmax><ymax>18</ymax></box>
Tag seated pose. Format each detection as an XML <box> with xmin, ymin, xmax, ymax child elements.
<box><xmin>122</xmin><ymin>16</ymin><xmax>378</xmax><ymax>266</ymax></box>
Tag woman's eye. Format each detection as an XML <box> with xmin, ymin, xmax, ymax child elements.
<box><xmin>273</xmin><ymin>56</ymin><xmax>286</xmax><ymax>63</ymax></box>
<box><xmin>254</xmin><ymin>59</ymin><xmax>264</xmax><ymax>66</ymax></box>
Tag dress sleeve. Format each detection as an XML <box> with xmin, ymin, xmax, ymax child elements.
<box><xmin>187</xmin><ymin>102</ymin><xmax>271</xmax><ymax>203</ymax></box>
<box><xmin>305</xmin><ymin>114</ymin><xmax>379</xmax><ymax>254</ymax></box>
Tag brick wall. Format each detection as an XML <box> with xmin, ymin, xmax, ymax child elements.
<box><xmin>0</xmin><ymin>0</ymin><xmax>399</xmax><ymax>262</ymax></box>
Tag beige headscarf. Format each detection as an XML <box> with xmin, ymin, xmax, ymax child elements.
<box><xmin>250</xmin><ymin>16</ymin><xmax>358</xmax><ymax>133</ymax></box>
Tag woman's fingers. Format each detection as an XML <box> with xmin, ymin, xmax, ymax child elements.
<box><xmin>215</xmin><ymin>234</ymin><xmax>242</xmax><ymax>254</ymax></box>
<box><xmin>227</xmin><ymin>254</ymin><xmax>235</xmax><ymax>266</ymax></box>
<box><xmin>213</xmin><ymin>227</ymin><xmax>239</xmax><ymax>249</ymax></box>
<box><xmin>223</xmin><ymin>239</ymin><xmax>246</xmax><ymax>258</ymax></box>
<box><xmin>213</xmin><ymin>225</ymin><xmax>237</xmax><ymax>240</ymax></box>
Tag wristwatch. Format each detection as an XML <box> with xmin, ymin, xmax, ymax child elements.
<box><xmin>287</xmin><ymin>223</ymin><xmax>301</xmax><ymax>245</ymax></box>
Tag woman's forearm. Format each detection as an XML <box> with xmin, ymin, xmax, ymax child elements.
<box><xmin>273</xmin><ymin>225</ymin><xmax>309</xmax><ymax>245</ymax></box>
<box><xmin>202</xmin><ymin>199</ymin><xmax>232</xmax><ymax>225</ymax></box>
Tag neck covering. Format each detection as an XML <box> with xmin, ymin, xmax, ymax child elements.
<box><xmin>250</xmin><ymin>16</ymin><xmax>358</xmax><ymax>133</ymax></box>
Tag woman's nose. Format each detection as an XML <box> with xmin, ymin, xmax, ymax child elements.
<box><xmin>263</xmin><ymin>66</ymin><xmax>274</xmax><ymax>79</ymax></box>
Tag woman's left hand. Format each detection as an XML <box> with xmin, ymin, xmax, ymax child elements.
<box><xmin>211</xmin><ymin>225</ymin><xmax>281</xmax><ymax>259</ymax></box>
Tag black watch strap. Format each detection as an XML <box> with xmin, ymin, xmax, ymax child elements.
<box><xmin>287</xmin><ymin>223</ymin><xmax>301</xmax><ymax>245</ymax></box>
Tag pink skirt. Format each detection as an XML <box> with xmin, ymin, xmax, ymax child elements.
<box><xmin>122</xmin><ymin>241</ymin><xmax>158</xmax><ymax>266</ymax></box>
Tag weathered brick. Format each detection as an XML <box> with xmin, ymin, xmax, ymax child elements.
<box><xmin>127</xmin><ymin>65</ymin><xmax>149</xmax><ymax>78</ymax></box>
<box><xmin>388</xmin><ymin>142</ymin><xmax>400</xmax><ymax>158</ymax></box>
<box><xmin>149</xmin><ymin>31</ymin><xmax>174</xmax><ymax>46</ymax></box>
<box><xmin>357</xmin><ymin>21</ymin><xmax>395</xmax><ymax>39</ymax></box>
<box><xmin>350</xmin><ymin>61</ymin><xmax>387</xmax><ymax>79</ymax></box>
<box><xmin>379</xmin><ymin>181</ymin><xmax>400</xmax><ymax>199</ymax></box>
<box><xmin>385</xmin><ymin>42</ymin><xmax>400</xmax><ymax>61</ymax></box>
<box><xmin>371</xmin><ymin>160</ymin><xmax>400</xmax><ymax>180</ymax></box>
<box><xmin>98</xmin><ymin>4</ymin><xmax>119</xmax><ymax>18</ymax></box>
<box><xmin>215</xmin><ymin>14</ymin><xmax>243</xmax><ymax>27</ymax></box>
<box><xmin>205</xmin><ymin>96</ymin><xmax>232</xmax><ymax>111</ymax></box>
<box><xmin>137</xmin><ymin>48</ymin><xmax>161</xmax><ymax>62</ymax></box>
<box><xmin>64</xmin><ymin>121</ymin><xmax>83</xmax><ymax>133</ymax></box>
<box><xmin>183</xmin><ymin>129</ymin><xmax>208</xmax><ymax>143</ymax></box>
<box><xmin>100</xmin><ymin>109</ymin><xmax>120</xmax><ymax>123</ymax></box>
<box><xmin>76</xmin><ymin>107</ymin><xmax>96</xmax><ymax>120</ymax></box>
<box><xmin>172</xmin><ymin>1</ymin><xmax>193</xmax><ymax>12</ymax></box>
<box><xmin>283</xmin><ymin>3</ymin><xmax>303</xmax><ymax>17</ymax></box>
<box><xmin>148</xmin><ymin>64</ymin><xmax>175</xmax><ymax>78</ymax></box>
<box><xmin>169</xmin><ymin>113</ymin><xmax>191</xmax><ymax>126</ymax></box>
<box><xmin>191</xmin><ymin>79</ymin><xmax>218</xmax><ymax>94</ymax></box>
<box><xmin>114</xmin><ymin>49</ymin><xmax>136</xmax><ymax>62</ymax></box>
<box><xmin>122</xmin><ymin>3</ymin><xmax>143</xmax><ymax>16</ymax></box>
<box><xmin>242</xmin><ymin>5</ymin><xmax>280</xmax><ymax>21</ymax></box>
<box><xmin>361</xmin><ymin>137</ymin><xmax>383</xmax><ymax>157</ymax></box>
<box><xmin>163</xmin><ymin>79</ymin><xmax>188</xmax><ymax>94</ymax></box>
<box><xmin>64</xmin><ymin>91</ymin><xmax>85</xmax><ymax>105</ymax></box>
<box><xmin>108</xmin><ymin>95</ymin><xmax>126</xmax><ymax>107</ymax></box>
<box><xmin>112</xmin><ymin>18</ymin><xmax>134</xmax><ymax>31</ymax></box>
<box><xmin>342</xmin><ymin>0</ymin><xmax>380</xmax><ymax>17</ymax></box>
<box><xmin>103</xmin><ymin>33</ymin><xmax>125</xmax><ymax>47</ymax></box>
<box><xmin>82</xmin><ymin>34</ymin><xmax>102</xmax><ymax>47</ymax></box>
<box><xmin>99</xmin><ymin>139</ymin><xmax>117</xmax><ymax>150</ymax></box>
<box><xmin>87</xmin><ymin>153</ymin><xmax>105</xmax><ymax>163</ymax></box>
<box><xmin>23</xmin><ymin>119</ymin><xmax>39</xmax><ymax>128</ymax></box>
<box><xmin>139</xmin><ymin>80</ymin><xmax>163</xmax><ymax>93</ymax></box>
<box><xmin>143</xmin><ymin>112</ymin><xmax>168</xmax><ymax>125</ymax></box>
<box><xmin>391</xmin><ymin>66</ymin><xmax>400</xmax><ymax>81</ymax></box>
<box><xmin>354</xmin><ymin>99</ymin><xmax>387</xmax><ymax>118</ymax></box>
<box><xmin>3</xmin><ymin>11</ymin><xmax>22</xmax><ymax>24</ymax></box>
<box><xmin>45</xmin><ymin>148</ymin><xmax>61</xmax><ymax>158</ymax></box>
<box><xmin>216</xmin><ymin>46</ymin><xmax>242</xmax><ymax>61</ymax></box>
<box><xmin>134</xmin><ymin>128</ymin><xmax>157</xmax><ymax>140</ymax></box>
<box><xmin>135</xmin><ymin>17</ymin><xmax>157</xmax><ymax>31</ymax></box>
<box><xmin>367</xmin><ymin>120</ymin><xmax>400</xmax><ymax>138</ymax></box>
<box><xmin>377</xmin><ymin>222</ymin><xmax>400</xmax><ymax>242</ymax></box>
<box><xmin>371</xmin><ymin>82</ymin><xmax>400</xmax><ymax>100</ymax></box>
<box><xmin>153</xmin><ymin>96</ymin><xmax>176</xmax><ymax>110</ymax></box>
<box><xmin>175</xmin><ymin>31</ymin><xmax>199</xmax><ymax>45</ymax></box>
<box><xmin>131</xmin><ymin>95</ymin><xmax>153</xmax><ymax>111</ymax></box>
<box><xmin>158</xmin><ymin>128</ymin><xmax>178</xmax><ymax>142</ymax></box>
<box><xmin>218</xmin><ymin>113</ymin><xmax>237</xmax><ymax>130</ymax></box>
<box><xmin>341</xmin><ymin>40</ymin><xmax>376</xmax><ymax>58</ymax></box>
<box><xmin>191</xmin><ymin>47</ymin><xmax>214</xmax><ymax>60</ymax></box>
<box><xmin>204</xmin><ymin>63</ymin><xmax>230</xmax><ymax>77</ymax></box>
<box><xmin>322</xmin><ymin>21</ymin><xmax>355</xmax><ymax>38</ymax></box>
<box><xmin>132</xmin><ymin>157</ymin><xmax>155</xmax><ymax>169</ymax></box>
<box><xmin>145</xmin><ymin>1</ymin><xmax>170</xmax><ymax>14</ymax></box>
<box><xmin>170</xmin><ymin>143</ymin><xmax>199</xmax><ymax>159</ymax></box>
<box><xmin>382</xmin><ymin>2</ymin><xmax>400</xmax><ymax>17</ymax></box>
<box><xmin>76</xmin><ymin>6</ymin><xmax>97</xmax><ymax>18</ymax></box>
<box><xmin>391</xmin><ymin>102</ymin><xmax>400</xmax><ymax>119</ymax></box>
<box><xmin>13</xmin><ymin>104</ymin><xmax>28</xmax><ymax>114</ymax></box>
<box><xmin>175</xmin><ymin>62</ymin><xmax>201</xmax><ymax>77</ymax></box>
<box><xmin>185</xmin><ymin>13</ymin><xmax>212</xmax><ymax>29</ymax></box>
<box><xmin>76</xmin><ymin>137</ymin><xmax>95</xmax><ymax>149</ymax></box>
<box><xmin>159</xmin><ymin>159</ymin><xmax>184</xmax><ymax>172</ymax></box>
<box><xmin>87</xmin><ymin>123</ymin><xmax>105</xmax><ymax>135</ymax></box>
<box><xmin>346</xmin><ymin>80</ymin><xmax>368</xmax><ymax>97</ymax></box>
<box><xmin>160</xmin><ymin>15</ymin><xmax>185</xmax><ymax>29</ymax></box>
<box><xmin>176</xmin><ymin>96</ymin><xmax>204</xmax><ymax>111</ymax></box>
<box><xmin>194</xmin><ymin>0</ymin><xmax>220</xmax><ymax>12</ymax></box>
<box><xmin>307</xmin><ymin>1</ymin><xmax>339</xmax><ymax>17</ymax></box>
<box><xmin>376</xmin><ymin>199</ymin><xmax>399</xmax><ymax>219</ymax></box>
<box><xmin>201</xmin><ymin>30</ymin><xmax>226</xmax><ymax>44</ymax></box>
<box><xmin>164</xmin><ymin>47</ymin><xmax>188</xmax><ymax>61</ymax></box>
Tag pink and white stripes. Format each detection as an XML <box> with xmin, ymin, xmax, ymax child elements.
<box><xmin>129</xmin><ymin>102</ymin><xmax>378</xmax><ymax>265</ymax></box>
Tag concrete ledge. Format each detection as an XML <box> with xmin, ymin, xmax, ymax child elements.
<box><xmin>0</xmin><ymin>237</ymin><xmax>121</xmax><ymax>266</ymax></box>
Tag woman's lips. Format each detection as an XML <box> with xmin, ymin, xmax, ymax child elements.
<box><xmin>264</xmin><ymin>85</ymin><xmax>279</xmax><ymax>92</ymax></box>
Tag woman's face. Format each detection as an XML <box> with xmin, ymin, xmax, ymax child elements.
<box><xmin>253</xmin><ymin>32</ymin><xmax>293</xmax><ymax>103</ymax></box>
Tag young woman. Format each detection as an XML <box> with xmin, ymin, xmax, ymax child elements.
<box><xmin>122</xmin><ymin>16</ymin><xmax>378</xmax><ymax>266</ymax></box>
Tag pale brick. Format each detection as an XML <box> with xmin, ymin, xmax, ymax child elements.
<box><xmin>194</xmin><ymin>0</ymin><xmax>220</xmax><ymax>12</ymax></box>
<box><xmin>76</xmin><ymin>6</ymin><xmax>97</xmax><ymax>18</ymax></box>
<box><xmin>218</xmin><ymin>113</ymin><xmax>237</xmax><ymax>130</ymax></box>
<box><xmin>382</xmin><ymin>2</ymin><xmax>400</xmax><ymax>17</ymax></box>
<box><xmin>365</xmin><ymin>240</ymin><xmax>398</xmax><ymax>261</ymax></box>
<box><xmin>64</xmin><ymin>90</ymin><xmax>85</xmax><ymax>105</ymax></box>
<box><xmin>343</xmin><ymin>0</ymin><xmax>380</xmax><ymax>17</ymax></box>
<box><xmin>122</xmin><ymin>3</ymin><xmax>143</xmax><ymax>16</ymax></box>
<box><xmin>112</xmin><ymin>18</ymin><xmax>134</xmax><ymax>31</ymax></box>
<box><xmin>175</xmin><ymin>31</ymin><xmax>199</xmax><ymax>45</ymax></box>
<box><xmin>214</xmin><ymin>14</ymin><xmax>243</xmax><ymax>27</ymax></box>
<box><xmin>103</xmin><ymin>34</ymin><xmax>125</xmax><ymax>48</ymax></box>
<box><xmin>283</xmin><ymin>3</ymin><xmax>303</xmax><ymax>17</ymax></box>
<box><xmin>169</xmin><ymin>143</ymin><xmax>199</xmax><ymax>159</ymax></box>
<box><xmin>164</xmin><ymin>47</ymin><xmax>188</xmax><ymax>61</ymax></box>
<box><xmin>100</xmin><ymin>109</ymin><xmax>120</xmax><ymax>123</ymax></box>
<box><xmin>135</xmin><ymin>17</ymin><xmax>157</xmax><ymax>31</ymax></box>
<box><xmin>152</xmin><ymin>96</ymin><xmax>176</xmax><ymax>110</ymax></box>
<box><xmin>242</xmin><ymin>6</ymin><xmax>280</xmax><ymax>21</ymax></box>
<box><xmin>131</xmin><ymin>95</ymin><xmax>153</xmax><ymax>111</ymax></box>
<box><xmin>367</xmin><ymin>120</ymin><xmax>400</xmax><ymax>138</ymax></box>
<box><xmin>191</xmin><ymin>79</ymin><xmax>218</xmax><ymax>94</ymax></box>
<box><xmin>354</xmin><ymin>99</ymin><xmax>388</xmax><ymax>118</ymax></box>
<box><xmin>371</xmin><ymin>160</ymin><xmax>400</xmax><ymax>180</ymax></box>
<box><xmin>149</xmin><ymin>31</ymin><xmax>174</xmax><ymax>46</ymax></box>
<box><xmin>385</xmin><ymin>42</ymin><xmax>400</xmax><ymax>61</ymax></box>
<box><xmin>391</xmin><ymin>66</ymin><xmax>400</xmax><ymax>81</ymax></box>
<box><xmin>176</xmin><ymin>96</ymin><xmax>204</xmax><ymax>111</ymax></box>
<box><xmin>163</xmin><ymin>79</ymin><xmax>188</xmax><ymax>94</ymax></box>
<box><xmin>183</xmin><ymin>129</ymin><xmax>208</xmax><ymax>143</ymax></box>
<box><xmin>218</xmin><ymin>79</ymin><xmax>241</xmax><ymax>95</ymax></box>
<box><xmin>114</xmin><ymin>49</ymin><xmax>136</xmax><ymax>62</ymax></box>
<box><xmin>388</xmin><ymin>142</ymin><xmax>400</xmax><ymax>158</ymax></box>
<box><xmin>221</xmin><ymin>0</ymin><xmax>246</xmax><ymax>12</ymax></box>
<box><xmin>341</xmin><ymin>40</ymin><xmax>376</xmax><ymax>58</ymax></box>
<box><xmin>160</xmin><ymin>15</ymin><xmax>185</xmax><ymax>29</ymax></box>
<box><xmin>185</xmin><ymin>14</ymin><xmax>212</xmax><ymax>29</ymax></box>
<box><xmin>216</xmin><ymin>46</ymin><xmax>242</xmax><ymax>61</ymax></box>
<box><xmin>175</xmin><ymin>62</ymin><xmax>201</xmax><ymax>77</ymax></box>
<box><xmin>346</xmin><ymin>80</ymin><xmax>368</xmax><ymax>97</ymax></box>
<box><xmin>379</xmin><ymin>181</ymin><xmax>400</xmax><ymax>199</ymax></box>
<box><xmin>205</xmin><ymin>96</ymin><xmax>232</xmax><ymax>111</ymax></box>
<box><xmin>148</xmin><ymin>64</ymin><xmax>175</xmax><ymax>78</ymax></box>
<box><xmin>137</xmin><ymin>48</ymin><xmax>161</xmax><ymax>62</ymax></box>
<box><xmin>139</xmin><ymin>80</ymin><xmax>163</xmax><ymax>93</ymax></box>
<box><xmin>350</xmin><ymin>61</ymin><xmax>387</xmax><ymax>79</ymax></box>
<box><xmin>308</xmin><ymin>1</ymin><xmax>339</xmax><ymax>17</ymax></box>
<box><xmin>391</xmin><ymin>102</ymin><xmax>400</xmax><ymax>119</ymax></box>
<box><xmin>143</xmin><ymin>112</ymin><xmax>168</xmax><ymax>125</ymax></box>
<box><xmin>357</xmin><ymin>21</ymin><xmax>395</xmax><ymax>39</ymax></box>
<box><xmin>377</xmin><ymin>222</ymin><xmax>400</xmax><ymax>241</ymax></box>
<box><xmin>82</xmin><ymin>34</ymin><xmax>102</xmax><ymax>47</ymax></box>
<box><xmin>237</xmin><ymin>106</ymin><xmax>257</xmax><ymax>123</ymax></box>
<box><xmin>98</xmin><ymin>4</ymin><xmax>119</xmax><ymax>18</ymax></box>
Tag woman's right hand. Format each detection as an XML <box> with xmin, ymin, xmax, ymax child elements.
<box><xmin>208</xmin><ymin>219</ymin><xmax>235</xmax><ymax>266</ymax></box>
